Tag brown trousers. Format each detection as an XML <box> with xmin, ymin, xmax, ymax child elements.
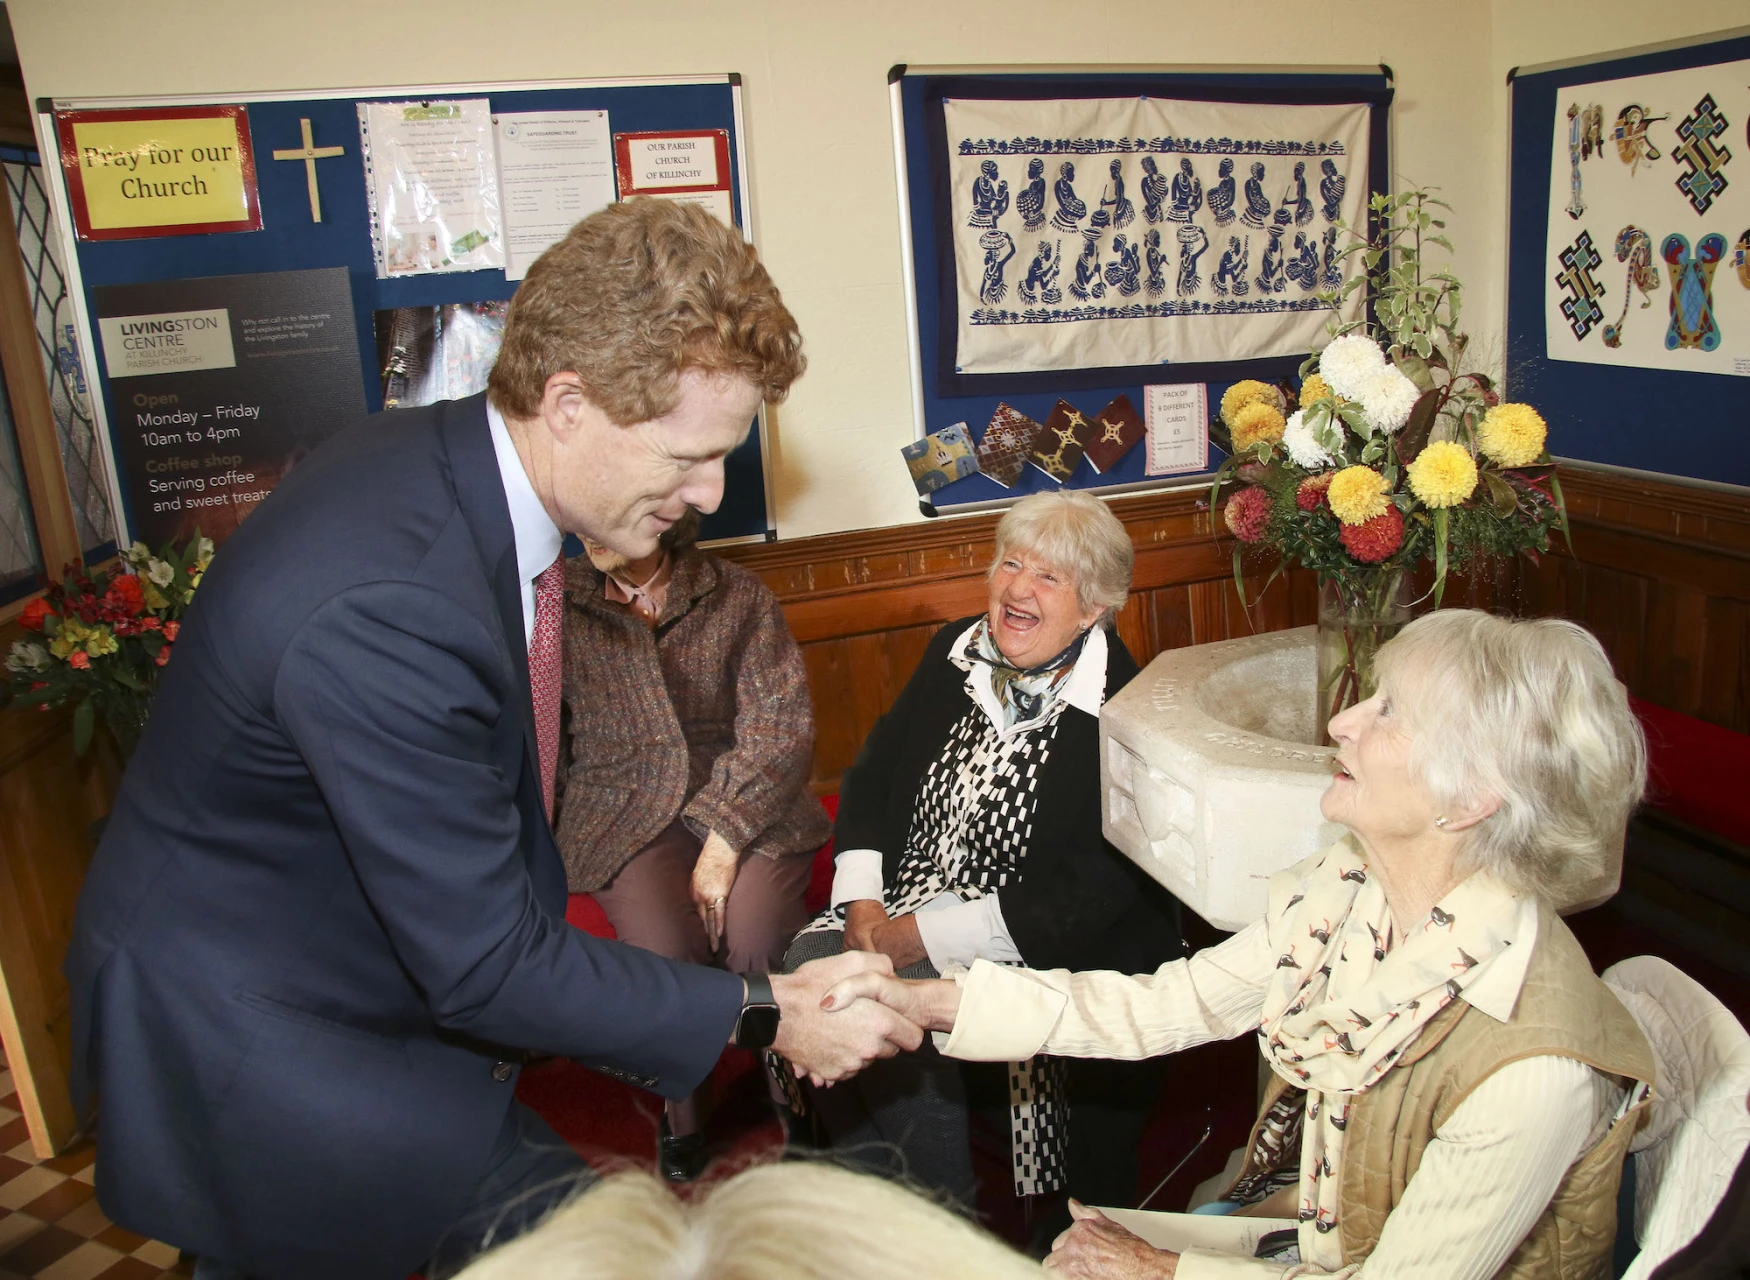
<box><xmin>591</xmin><ymin>822</ymin><xmax>812</xmax><ymax>1134</ymax></box>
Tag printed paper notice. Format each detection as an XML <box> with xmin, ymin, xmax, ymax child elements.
<box><xmin>359</xmin><ymin>98</ymin><xmax>503</xmax><ymax>277</ymax></box>
<box><xmin>1145</xmin><ymin>383</ymin><xmax>1209</xmax><ymax>475</ymax></box>
<box><xmin>613</xmin><ymin>129</ymin><xmax>737</xmax><ymax>228</ymax></box>
<box><xmin>494</xmin><ymin>110</ymin><xmax>616</xmax><ymax>281</ymax></box>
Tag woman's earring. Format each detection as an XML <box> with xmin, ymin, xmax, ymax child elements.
<box><xmin>1434</xmin><ymin>816</ymin><xmax>1450</xmax><ymax>828</ymax></box>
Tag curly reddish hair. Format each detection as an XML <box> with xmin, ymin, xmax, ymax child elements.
<box><xmin>487</xmin><ymin>199</ymin><xmax>805</xmax><ymax>424</ymax></box>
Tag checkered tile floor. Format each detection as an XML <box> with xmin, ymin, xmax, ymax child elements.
<box><xmin>0</xmin><ymin>1053</ymin><xmax>191</xmax><ymax>1280</ymax></box>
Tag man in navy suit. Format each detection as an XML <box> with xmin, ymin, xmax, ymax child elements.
<box><xmin>65</xmin><ymin>200</ymin><xmax>919</xmax><ymax>1280</ymax></box>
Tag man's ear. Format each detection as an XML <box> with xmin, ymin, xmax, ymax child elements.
<box><xmin>537</xmin><ymin>372</ymin><xmax>590</xmax><ymax>441</ymax></box>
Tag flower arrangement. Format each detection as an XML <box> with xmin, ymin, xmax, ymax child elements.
<box><xmin>1208</xmin><ymin>188</ymin><xmax>1568</xmax><ymax>721</ymax></box>
<box><xmin>3</xmin><ymin>534</ymin><xmax>212</xmax><ymax>756</ymax></box>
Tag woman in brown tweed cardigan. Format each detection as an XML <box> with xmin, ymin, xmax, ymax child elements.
<box><xmin>556</xmin><ymin>509</ymin><xmax>829</xmax><ymax>1179</ymax></box>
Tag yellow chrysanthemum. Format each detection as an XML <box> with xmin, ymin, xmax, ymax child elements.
<box><xmin>1477</xmin><ymin>403</ymin><xmax>1547</xmax><ymax>467</ymax></box>
<box><xmin>1220</xmin><ymin>379</ymin><xmax>1281</xmax><ymax>427</ymax></box>
<box><xmin>1407</xmin><ymin>440</ymin><xmax>1479</xmax><ymax>508</ymax></box>
<box><xmin>84</xmin><ymin>627</ymin><xmax>118</xmax><ymax>658</ymax></box>
<box><xmin>1230</xmin><ymin>401</ymin><xmax>1286</xmax><ymax>451</ymax></box>
<box><xmin>1298</xmin><ymin>373</ymin><xmax>1332</xmax><ymax>405</ymax></box>
<box><xmin>1327</xmin><ymin>466</ymin><xmax>1390</xmax><ymax>526</ymax></box>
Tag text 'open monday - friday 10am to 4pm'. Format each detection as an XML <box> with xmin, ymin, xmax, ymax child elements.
<box><xmin>133</xmin><ymin>394</ymin><xmax>268</xmax><ymax>513</ymax></box>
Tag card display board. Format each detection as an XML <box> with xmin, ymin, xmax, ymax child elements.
<box><xmin>1507</xmin><ymin>29</ymin><xmax>1750</xmax><ymax>487</ymax></box>
<box><xmin>36</xmin><ymin>76</ymin><xmax>776</xmax><ymax>546</ymax></box>
<box><xmin>891</xmin><ymin>65</ymin><xmax>1392</xmax><ymax>515</ymax></box>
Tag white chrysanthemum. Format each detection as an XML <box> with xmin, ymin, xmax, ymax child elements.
<box><xmin>1357</xmin><ymin>366</ymin><xmax>1420</xmax><ymax>434</ymax></box>
<box><xmin>1282</xmin><ymin>410</ymin><xmax>1334</xmax><ymax>469</ymax></box>
<box><xmin>1317</xmin><ymin>333</ymin><xmax>1388</xmax><ymax>400</ymax></box>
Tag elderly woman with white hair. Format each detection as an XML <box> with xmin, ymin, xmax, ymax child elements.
<box><xmin>783</xmin><ymin>489</ymin><xmax>1185</xmax><ymax>1239</ymax></box>
<box><xmin>826</xmin><ymin>610</ymin><xmax>1656</xmax><ymax>1280</ymax></box>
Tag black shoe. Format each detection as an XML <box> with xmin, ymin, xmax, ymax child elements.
<box><xmin>659</xmin><ymin>1115</ymin><xmax>707</xmax><ymax>1182</ymax></box>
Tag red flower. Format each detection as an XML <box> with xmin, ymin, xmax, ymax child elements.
<box><xmin>107</xmin><ymin>574</ymin><xmax>146</xmax><ymax>616</ymax></box>
<box><xmin>20</xmin><ymin>597</ymin><xmax>56</xmax><ymax>631</ymax></box>
<box><xmin>29</xmin><ymin>680</ymin><xmax>48</xmax><ymax>691</ymax></box>
<box><xmin>139</xmin><ymin>616</ymin><xmax>162</xmax><ymax>632</ymax></box>
<box><xmin>163</xmin><ymin>621</ymin><xmax>181</xmax><ymax>642</ymax></box>
<box><xmin>1339</xmin><ymin>504</ymin><xmax>1405</xmax><ymax>563</ymax></box>
<box><xmin>68</xmin><ymin>650</ymin><xmax>91</xmax><ymax>670</ymax></box>
<box><xmin>1223</xmin><ymin>486</ymin><xmax>1272</xmax><ymax>544</ymax></box>
<box><xmin>154</xmin><ymin>646</ymin><xmax>171</xmax><ymax>667</ymax></box>
<box><xmin>1296</xmin><ymin>472</ymin><xmax>1334</xmax><ymax>512</ymax></box>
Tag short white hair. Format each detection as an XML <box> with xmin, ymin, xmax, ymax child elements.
<box><xmin>989</xmin><ymin>490</ymin><xmax>1133</xmax><ymax>626</ymax></box>
<box><xmin>1377</xmin><ymin>609</ymin><xmax>1647</xmax><ymax>902</ymax></box>
<box><xmin>451</xmin><ymin>1162</ymin><xmax>1042</xmax><ymax>1280</ymax></box>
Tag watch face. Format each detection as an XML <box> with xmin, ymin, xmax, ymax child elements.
<box><xmin>737</xmin><ymin>1003</ymin><xmax>781</xmax><ymax>1049</ymax></box>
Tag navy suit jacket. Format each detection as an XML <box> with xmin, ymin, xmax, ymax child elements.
<box><xmin>65</xmin><ymin>394</ymin><xmax>743</xmax><ymax>1279</ymax></box>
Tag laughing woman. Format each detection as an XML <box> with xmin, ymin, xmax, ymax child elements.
<box><xmin>783</xmin><ymin>490</ymin><xmax>1184</xmax><ymax>1238</ymax></box>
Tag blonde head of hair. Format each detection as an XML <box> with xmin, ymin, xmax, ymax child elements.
<box><xmin>487</xmin><ymin>198</ymin><xmax>805</xmax><ymax>425</ymax></box>
<box><xmin>451</xmin><ymin>1162</ymin><xmax>1042</xmax><ymax>1280</ymax></box>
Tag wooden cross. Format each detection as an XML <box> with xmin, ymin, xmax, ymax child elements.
<box><xmin>272</xmin><ymin>118</ymin><xmax>345</xmax><ymax>223</ymax></box>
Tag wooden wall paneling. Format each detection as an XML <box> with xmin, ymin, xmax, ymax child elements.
<box><xmin>1698</xmin><ymin>596</ymin><xmax>1749</xmax><ymax>732</ymax></box>
<box><xmin>0</xmin><ymin>707</ymin><xmax>117</xmax><ymax>1156</ymax></box>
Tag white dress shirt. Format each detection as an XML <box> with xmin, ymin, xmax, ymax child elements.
<box><xmin>942</xmin><ymin>907</ymin><xmax>1631</xmax><ymax>1278</ymax></box>
<box><xmin>485</xmin><ymin>399</ymin><xmax>563</xmax><ymax>647</ymax></box>
<box><xmin>828</xmin><ymin>622</ymin><xmax>1110</xmax><ymax>971</ymax></box>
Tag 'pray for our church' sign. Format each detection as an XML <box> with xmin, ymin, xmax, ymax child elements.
<box><xmin>55</xmin><ymin>105</ymin><xmax>262</xmax><ymax>241</ymax></box>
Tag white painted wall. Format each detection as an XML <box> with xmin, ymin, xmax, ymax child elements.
<box><xmin>5</xmin><ymin>0</ymin><xmax>1735</xmax><ymax>538</ymax></box>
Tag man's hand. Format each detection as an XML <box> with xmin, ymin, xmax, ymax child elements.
<box><xmin>821</xmin><ymin>969</ymin><xmax>963</xmax><ymax>1034</ymax></box>
<box><xmin>690</xmin><ymin>830</ymin><xmax>740</xmax><ymax>951</ymax></box>
<box><xmin>1045</xmin><ymin>1200</ymin><xmax>1178</xmax><ymax>1278</ymax></box>
<box><xmin>842</xmin><ymin>899</ymin><xmax>887</xmax><ymax>953</ymax></box>
<box><xmin>772</xmin><ymin>951</ymin><xmax>923</xmax><ymax>1086</ymax></box>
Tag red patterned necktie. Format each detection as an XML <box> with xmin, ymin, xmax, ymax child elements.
<box><xmin>529</xmin><ymin>556</ymin><xmax>565</xmax><ymax>822</ymax></box>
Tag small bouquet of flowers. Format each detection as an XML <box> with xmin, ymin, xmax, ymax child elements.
<box><xmin>3</xmin><ymin>534</ymin><xmax>212</xmax><ymax>755</ymax></box>
<box><xmin>1208</xmin><ymin>188</ymin><xmax>1567</xmax><ymax>720</ymax></box>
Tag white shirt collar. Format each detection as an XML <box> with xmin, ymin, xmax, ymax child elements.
<box><xmin>1459</xmin><ymin>890</ymin><xmax>1540</xmax><ymax>1023</ymax></box>
<box><xmin>486</xmin><ymin>398</ymin><xmax>563</xmax><ymax>641</ymax></box>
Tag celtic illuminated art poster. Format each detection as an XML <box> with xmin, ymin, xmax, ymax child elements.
<box><xmin>941</xmin><ymin>95</ymin><xmax>1372</xmax><ymax>377</ymax></box>
<box><xmin>1545</xmin><ymin>58</ymin><xmax>1749</xmax><ymax>375</ymax></box>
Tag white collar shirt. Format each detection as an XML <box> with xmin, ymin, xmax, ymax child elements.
<box><xmin>485</xmin><ymin>398</ymin><xmax>563</xmax><ymax>648</ymax></box>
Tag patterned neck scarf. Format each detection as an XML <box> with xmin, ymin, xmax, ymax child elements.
<box><xmin>960</xmin><ymin>617</ymin><xmax>1088</xmax><ymax>730</ymax></box>
<box><xmin>1256</xmin><ymin>839</ymin><xmax>1524</xmax><ymax>1270</ymax></box>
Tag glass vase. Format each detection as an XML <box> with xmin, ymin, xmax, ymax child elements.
<box><xmin>1316</xmin><ymin>571</ymin><xmax>1411</xmax><ymax>739</ymax></box>
<box><xmin>99</xmin><ymin>691</ymin><xmax>154</xmax><ymax>761</ymax></box>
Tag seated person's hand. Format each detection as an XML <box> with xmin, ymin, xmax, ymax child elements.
<box><xmin>772</xmin><ymin>951</ymin><xmax>924</xmax><ymax>1086</ymax></box>
<box><xmin>690</xmin><ymin>830</ymin><xmax>740</xmax><ymax>951</ymax></box>
<box><xmin>1046</xmin><ymin>1201</ymin><xmax>1179</xmax><ymax>1278</ymax></box>
<box><xmin>842</xmin><ymin>899</ymin><xmax>887</xmax><ymax>953</ymax></box>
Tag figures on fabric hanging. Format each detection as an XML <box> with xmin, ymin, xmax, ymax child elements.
<box><xmin>1601</xmin><ymin>226</ymin><xmax>1659</xmax><ymax>349</ymax></box>
<box><xmin>1140</xmin><ymin>156</ymin><xmax>1169</xmax><ymax>223</ymax></box>
<box><xmin>1554</xmin><ymin>229</ymin><xmax>1608</xmax><ymax>339</ymax></box>
<box><xmin>1019</xmin><ymin>239</ymin><xmax>1063</xmax><ymax>305</ymax></box>
<box><xmin>1070</xmin><ymin>233</ymin><xmax>1106</xmax><ymax>300</ymax></box>
<box><xmin>1017</xmin><ymin>159</ymin><xmax>1048</xmax><ymax>231</ymax></box>
<box><xmin>1321</xmin><ymin>226</ymin><xmax>1343</xmax><ymax>290</ymax></box>
<box><xmin>1215</xmin><ymin>234</ymin><xmax>1250</xmax><ymax>296</ymax></box>
<box><xmin>1319</xmin><ymin>159</ymin><xmax>1345</xmax><ymax>222</ymax></box>
<box><xmin>1564</xmin><ymin>103</ymin><xmax>1605</xmax><ymax>219</ymax></box>
<box><xmin>1105</xmin><ymin>233</ymin><xmax>1143</xmax><ymax>296</ymax></box>
<box><xmin>1167</xmin><ymin>158</ymin><xmax>1203</xmax><ymax>222</ymax></box>
<box><xmin>1241</xmin><ymin>161</ymin><xmax>1272</xmax><ymax>228</ymax></box>
<box><xmin>1736</xmin><ymin>229</ymin><xmax>1750</xmax><ymax>291</ymax></box>
<box><xmin>1176</xmin><ymin>224</ymin><xmax>1210</xmax><ymax>296</ymax></box>
<box><xmin>1672</xmin><ymin>94</ymin><xmax>1732</xmax><ymax>215</ymax></box>
<box><xmin>1145</xmin><ymin>228</ymin><xmax>1167</xmax><ymax>298</ymax></box>
<box><xmin>1100</xmin><ymin>159</ymin><xmax>1136</xmax><ymax>230</ymax></box>
<box><xmin>1052</xmin><ymin>162</ymin><xmax>1087</xmax><ymax>233</ymax></box>
<box><xmin>1660</xmin><ymin>231</ymin><xmax>1725</xmax><ymax>352</ymax></box>
<box><xmin>1283</xmin><ymin>160</ymin><xmax>1314</xmax><ymax>227</ymax></box>
<box><xmin>1612</xmin><ymin>104</ymin><xmax>1668</xmax><ymax>175</ymax></box>
<box><xmin>1209</xmin><ymin>158</ymin><xmax>1237</xmax><ymax>226</ymax></box>
<box><xmin>1286</xmin><ymin>231</ymin><xmax>1320</xmax><ymax>292</ymax></box>
<box><xmin>968</xmin><ymin>160</ymin><xmax>1010</xmax><ymax>229</ymax></box>
<box><xmin>1257</xmin><ymin>225</ymin><xmax>1287</xmax><ymax>294</ymax></box>
<box><xmin>978</xmin><ymin>229</ymin><xmax>1017</xmax><ymax>305</ymax></box>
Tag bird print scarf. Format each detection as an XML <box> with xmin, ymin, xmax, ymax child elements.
<box><xmin>1256</xmin><ymin>838</ymin><xmax>1524</xmax><ymax>1270</ymax></box>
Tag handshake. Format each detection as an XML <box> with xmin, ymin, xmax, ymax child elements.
<box><xmin>765</xmin><ymin>951</ymin><xmax>964</xmax><ymax>1086</ymax></box>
